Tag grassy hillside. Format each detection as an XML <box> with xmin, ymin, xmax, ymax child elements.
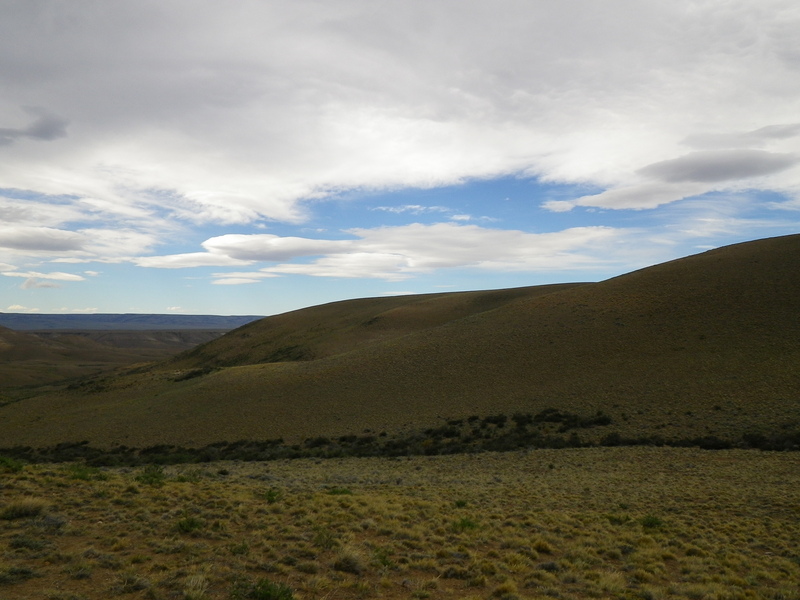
<box><xmin>168</xmin><ymin>283</ymin><xmax>585</xmax><ymax>369</ymax></box>
<box><xmin>1</xmin><ymin>234</ymin><xmax>798</xmax><ymax>449</ymax></box>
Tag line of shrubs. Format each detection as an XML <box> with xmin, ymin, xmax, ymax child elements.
<box><xmin>1</xmin><ymin>409</ymin><xmax>797</xmax><ymax>467</ymax></box>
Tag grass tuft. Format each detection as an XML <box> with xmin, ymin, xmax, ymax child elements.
<box><xmin>1</xmin><ymin>497</ymin><xmax>48</xmax><ymax>520</ymax></box>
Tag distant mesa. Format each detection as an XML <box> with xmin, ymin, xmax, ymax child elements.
<box><xmin>0</xmin><ymin>313</ymin><xmax>263</xmax><ymax>331</ymax></box>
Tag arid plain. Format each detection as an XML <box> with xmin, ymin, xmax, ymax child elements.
<box><xmin>1</xmin><ymin>235</ymin><xmax>799</xmax><ymax>599</ymax></box>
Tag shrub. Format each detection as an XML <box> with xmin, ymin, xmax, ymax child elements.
<box><xmin>511</xmin><ymin>413</ymin><xmax>534</xmax><ymax>428</ymax></box>
<box><xmin>0</xmin><ymin>566</ymin><xmax>38</xmax><ymax>585</ymax></box>
<box><xmin>0</xmin><ymin>455</ymin><xmax>24</xmax><ymax>473</ymax></box>
<box><xmin>326</xmin><ymin>487</ymin><xmax>352</xmax><ymax>495</ymax></box>
<box><xmin>333</xmin><ymin>547</ymin><xmax>366</xmax><ymax>575</ymax></box>
<box><xmin>231</xmin><ymin>578</ymin><xmax>295</xmax><ymax>600</ymax></box>
<box><xmin>183</xmin><ymin>573</ymin><xmax>209</xmax><ymax>600</ymax></box>
<box><xmin>483</xmin><ymin>414</ymin><xmax>508</xmax><ymax>427</ymax></box>
<box><xmin>640</xmin><ymin>515</ymin><xmax>664</xmax><ymax>529</ymax></box>
<box><xmin>606</xmin><ymin>514</ymin><xmax>631</xmax><ymax>525</ymax></box>
<box><xmin>176</xmin><ymin>515</ymin><xmax>204</xmax><ymax>534</ymax></box>
<box><xmin>229</xmin><ymin>541</ymin><xmax>250</xmax><ymax>556</ymax></box>
<box><xmin>452</xmin><ymin>517</ymin><xmax>480</xmax><ymax>532</ymax></box>
<box><xmin>312</xmin><ymin>527</ymin><xmax>338</xmax><ymax>549</ymax></box>
<box><xmin>135</xmin><ymin>464</ymin><xmax>166</xmax><ymax>486</ymax></box>
<box><xmin>0</xmin><ymin>498</ymin><xmax>48</xmax><ymax>520</ymax></box>
<box><xmin>68</xmin><ymin>463</ymin><xmax>107</xmax><ymax>481</ymax></box>
<box><xmin>259</xmin><ymin>487</ymin><xmax>283</xmax><ymax>504</ymax></box>
<box><xmin>115</xmin><ymin>573</ymin><xmax>151</xmax><ymax>593</ymax></box>
<box><xmin>9</xmin><ymin>534</ymin><xmax>47</xmax><ymax>551</ymax></box>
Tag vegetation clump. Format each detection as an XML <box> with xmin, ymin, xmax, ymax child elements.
<box><xmin>0</xmin><ymin>498</ymin><xmax>48</xmax><ymax>521</ymax></box>
<box><xmin>231</xmin><ymin>577</ymin><xmax>295</xmax><ymax>600</ymax></box>
<box><xmin>3</xmin><ymin>408</ymin><xmax>800</xmax><ymax>469</ymax></box>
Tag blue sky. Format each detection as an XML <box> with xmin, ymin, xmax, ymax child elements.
<box><xmin>1</xmin><ymin>1</ymin><xmax>799</xmax><ymax>316</ymax></box>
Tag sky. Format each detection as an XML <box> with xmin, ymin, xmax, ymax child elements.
<box><xmin>1</xmin><ymin>0</ymin><xmax>799</xmax><ymax>316</ymax></box>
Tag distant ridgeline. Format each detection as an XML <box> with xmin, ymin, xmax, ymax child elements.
<box><xmin>0</xmin><ymin>313</ymin><xmax>264</xmax><ymax>331</ymax></box>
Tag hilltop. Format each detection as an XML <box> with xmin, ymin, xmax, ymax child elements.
<box><xmin>0</xmin><ymin>234</ymin><xmax>798</xmax><ymax>450</ymax></box>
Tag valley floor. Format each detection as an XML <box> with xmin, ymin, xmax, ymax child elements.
<box><xmin>1</xmin><ymin>447</ymin><xmax>798</xmax><ymax>600</ymax></box>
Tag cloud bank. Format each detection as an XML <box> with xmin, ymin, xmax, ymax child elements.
<box><xmin>2</xmin><ymin>2</ymin><xmax>799</xmax><ymax>220</ymax></box>
<box><xmin>1</xmin><ymin>1</ymin><xmax>799</xmax><ymax>306</ymax></box>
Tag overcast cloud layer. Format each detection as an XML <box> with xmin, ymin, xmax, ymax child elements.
<box><xmin>1</xmin><ymin>1</ymin><xmax>800</xmax><ymax>313</ymax></box>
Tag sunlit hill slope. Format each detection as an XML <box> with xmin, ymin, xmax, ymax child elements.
<box><xmin>1</xmin><ymin>234</ymin><xmax>798</xmax><ymax>449</ymax></box>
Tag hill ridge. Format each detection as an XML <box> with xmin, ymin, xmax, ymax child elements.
<box><xmin>0</xmin><ymin>234</ymin><xmax>798</xmax><ymax>449</ymax></box>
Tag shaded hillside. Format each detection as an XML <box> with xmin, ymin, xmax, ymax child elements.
<box><xmin>1</xmin><ymin>234</ymin><xmax>799</xmax><ymax>449</ymax></box>
<box><xmin>0</xmin><ymin>328</ymin><xmax>237</xmax><ymax>391</ymax></box>
<box><xmin>0</xmin><ymin>326</ymin><xmax>148</xmax><ymax>390</ymax></box>
<box><xmin>30</xmin><ymin>329</ymin><xmax>231</xmax><ymax>352</ymax></box>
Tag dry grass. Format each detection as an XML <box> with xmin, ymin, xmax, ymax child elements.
<box><xmin>1</xmin><ymin>447</ymin><xmax>798</xmax><ymax>599</ymax></box>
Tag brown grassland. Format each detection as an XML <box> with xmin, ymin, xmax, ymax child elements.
<box><xmin>2</xmin><ymin>447</ymin><xmax>799</xmax><ymax>600</ymax></box>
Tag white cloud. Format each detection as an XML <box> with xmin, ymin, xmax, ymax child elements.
<box><xmin>22</xmin><ymin>278</ymin><xmax>61</xmax><ymax>289</ymax></box>
<box><xmin>187</xmin><ymin>223</ymin><xmax>625</xmax><ymax>282</ymax></box>
<box><xmin>0</xmin><ymin>106</ymin><xmax>68</xmax><ymax>146</ymax></box>
<box><xmin>210</xmin><ymin>271</ymin><xmax>279</xmax><ymax>285</ymax></box>
<box><xmin>371</xmin><ymin>205</ymin><xmax>450</xmax><ymax>215</ymax></box>
<box><xmin>2</xmin><ymin>271</ymin><xmax>85</xmax><ymax>281</ymax></box>
<box><xmin>0</xmin><ymin>226</ymin><xmax>85</xmax><ymax>252</ymax></box>
<box><xmin>563</xmin><ymin>183</ymin><xmax>709</xmax><ymax>211</ymax></box>
<box><xmin>638</xmin><ymin>150</ymin><xmax>798</xmax><ymax>184</ymax></box>
<box><xmin>202</xmin><ymin>234</ymin><xmax>351</xmax><ymax>262</ymax></box>
<box><xmin>682</xmin><ymin>124</ymin><xmax>800</xmax><ymax>150</ymax></box>
<box><xmin>0</xmin><ymin>195</ymin><xmax>86</xmax><ymax>227</ymax></box>
<box><xmin>134</xmin><ymin>252</ymin><xmax>252</xmax><ymax>269</ymax></box>
<box><xmin>6</xmin><ymin>304</ymin><xmax>40</xmax><ymax>312</ymax></box>
<box><xmin>549</xmin><ymin>149</ymin><xmax>800</xmax><ymax>212</ymax></box>
<box><xmin>0</xmin><ymin>0</ymin><xmax>798</xmax><ymax>232</ymax></box>
<box><xmin>212</xmin><ymin>277</ymin><xmax>266</xmax><ymax>286</ymax></box>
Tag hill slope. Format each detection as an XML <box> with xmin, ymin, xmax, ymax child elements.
<box><xmin>0</xmin><ymin>326</ymin><xmax>155</xmax><ymax>390</ymax></box>
<box><xmin>1</xmin><ymin>234</ymin><xmax>798</xmax><ymax>448</ymax></box>
<box><xmin>168</xmin><ymin>283</ymin><xmax>585</xmax><ymax>368</ymax></box>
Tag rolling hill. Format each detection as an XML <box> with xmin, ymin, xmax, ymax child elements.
<box><xmin>1</xmin><ymin>234</ymin><xmax>798</xmax><ymax>450</ymax></box>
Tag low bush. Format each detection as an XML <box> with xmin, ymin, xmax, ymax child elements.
<box><xmin>0</xmin><ymin>455</ymin><xmax>24</xmax><ymax>473</ymax></box>
<box><xmin>0</xmin><ymin>566</ymin><xmax>38</xmax><ymax>585</ymax></box>
<box><xmin>0</xmin><ymin>498</ymin><xmax>48</xmax><ymax>520</ymax></box>
<box><xmin>134</xmin><ymin>464</ymin><xmax>166</xmax><ymax>486</ymax></box>
<box><xmin>176</xmin><ymin>515</ymin><xmax>204</xmax><ymax>534</ymax></box>
<box><xmin>231</xmin><ymin>577</ymin><xmax>295</xmax><ymax>600</ymax></box>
